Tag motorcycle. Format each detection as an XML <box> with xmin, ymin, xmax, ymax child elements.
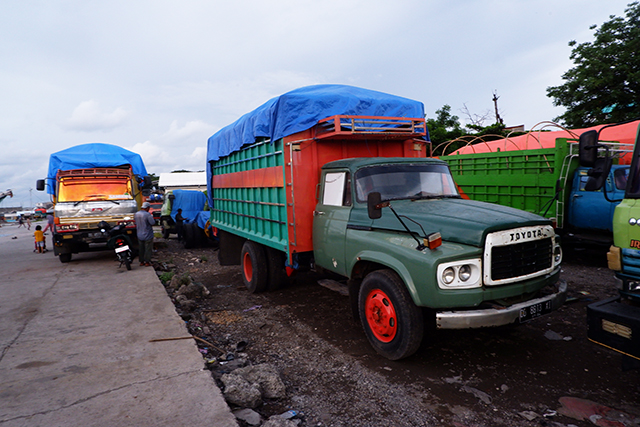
<box><xmin>98</xmin><ymin>221</ymin><xmax>136</xmax><ymax>270</ymax></box>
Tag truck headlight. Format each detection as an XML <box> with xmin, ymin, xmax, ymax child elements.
<box><xmin>459</xmin><ymin>264</ymin><xmax>472</xmax><ymax>281</ymax></box>
<box><xmin>554</xmin><ymin>243</ymin><xmax>563</xmax><ymax>265</ymax></box>
<box><xmin>443</xmin><ymin>267</ymin><xmax>455</xmax><ymax>284</ymax></box>
<box><xmin>437</xmin><ymin>259</ymin><xmax>482</xmax><ymax>289</ymax></box>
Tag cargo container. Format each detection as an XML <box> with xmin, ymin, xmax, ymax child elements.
<box><xmin>206</xmin><ymin>85</ymin><xmax>565</xmax><ymax>360</ymax></box>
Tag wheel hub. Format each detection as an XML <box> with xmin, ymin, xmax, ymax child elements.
<box><xmin>365</xmin><ymin>289</ymin><xmax>397</xmax><ymax>342</ymax></box>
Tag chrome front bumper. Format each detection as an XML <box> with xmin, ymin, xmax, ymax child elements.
<box><xmin>436</xmin><ymin>280</ymin><xmax>568</xmax><ymax>329</ymax></box>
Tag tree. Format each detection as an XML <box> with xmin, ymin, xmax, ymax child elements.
<box><xmin>546</xmin><ymin>2</ymin><xmax>640</xmax><ymax>127</ymax></box>
<box><xmin>427</xmin><ymin>103</ymin><xmax>515</xmax><ymax>155</ymax></box>
<box><xmin>426</xmin><ymin>105</ymin><xmax>464</xmax><ymax>146</ymax></box>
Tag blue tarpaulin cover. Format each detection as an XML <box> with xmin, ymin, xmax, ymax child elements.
<box><xmin>46</xmin><ymin>143</ymin><xmax>148</xmax><ymax>195</ymax></box>
<box><xmin>206</xmin><ymin>85</ymin><xmax>426</xmax><ymax>208</ymax></box>
<box><xmin>169</xmin><ymin>189</ymin><xmax>207</xmax><ymax>225</ymax></box>
<box><xmin>206</xmin><ymin>84</ymin><xmax>426</xmax><ymax>163</ymax></box>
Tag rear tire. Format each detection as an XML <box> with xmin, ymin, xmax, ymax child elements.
<box><xmin>358</xmin><ymin>269</ymin><xmax>423</xmax><ymax>360</ymax></box>
<box><xmin>241</xmin><ymin>241</ymin><xmax>268</xmax><ymax>293</ymax></box>
<box><xmin>266</xmin><ymin>247</ymin><xmax>289</xmax><ymax>291</ymax></box>
<box><xmin>59</xmin><ymin>253</ymin><xmax>72</xmax><ymax>263</ymax></box>
<box><xmin>183</xmin><ymin>223</ymin><xmax>196</xmax><ymax>249</ymax></box>
<box><xmin>124</xmin><ymin>256</ymin><xmax>132</xmax><ymax>270</ymax></box>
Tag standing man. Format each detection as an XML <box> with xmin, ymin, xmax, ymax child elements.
<box><xmin>135</xmin><ymin>201</ymin><xmax>155</xmax><ymax>267</ymax></box>
<box><xmin>175</xmin><ymin>208</ymin><xmax>187</xmax><ymax>242</ymax></box>
<box><xmin>43</xmin><ymin>210</ymin><xmax>55</xmax><ymax>234</ymax></box>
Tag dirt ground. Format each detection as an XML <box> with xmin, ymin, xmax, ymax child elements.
<box><xmin>153</xmin><ymin>238</ymin><xmax>640</xmax><ymax>427</ymax></box>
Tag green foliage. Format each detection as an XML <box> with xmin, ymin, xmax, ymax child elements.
<box><xmin>426</xmin><ymin>105</ymin><xmax>465</xmax><ymax>147</ymax></box>
<box><xmin>158</xmin><ymin>271</ymin><xmax>175</xmax><ymax>284</ymax></box>
<box><xmin>546</xmin><ymin>2</ymin><xmax>640</xmax><ymax>127</ymax></box>
<box><xmin>427</xmin><ymin>105</ymin><xmax>519</xmax><ymax>155</ymax></box>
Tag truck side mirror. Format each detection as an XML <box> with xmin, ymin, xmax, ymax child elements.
<box><xmin>143</xmin><ymin>175</ymin><xmax>153</xmax><ymax>188</ymax></box>
<box><xmin>585</xmin><ymin>157</ymin><xmax>613</xmax><ymax>191</ymax></box>
<box><xmin>367</xmin><ymin>192</ymin><xmax>383</xmax><ymax>219</ymax></box>
<box><xmin>578</xmin><ymin>130</ymin><xmax>598</xmax><ymax>167</ymax></box>
<box><xmin>36</xmin><ymin>179</ymin><xmax>45</xmax><ymax>191</ymax></box>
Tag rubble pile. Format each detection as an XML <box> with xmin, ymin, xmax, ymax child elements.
<box><xmin>157</xmin><ymin>265</ymin><xmax>303</xmax><ymax>427</ymax></box>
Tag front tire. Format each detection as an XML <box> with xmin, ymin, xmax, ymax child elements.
<box><xmin>358</xmin><ymin>269</ymin><xmax>424</xmax><ymax>360</ymax></box>
<box><xmin>241</xmin><ymin>241</ymin><xmax>268</xmax><ymax>293</ymax></box>
<box><xmin>59</xmin><ymin>253</ymin><xmax>72</xmax><ymax>263</ymax></box>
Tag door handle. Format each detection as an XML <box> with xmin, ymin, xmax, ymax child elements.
<box><xmin>313</xmin><ymin>210</ymin><xmax>325</xmax><ymax>216</ymax></box>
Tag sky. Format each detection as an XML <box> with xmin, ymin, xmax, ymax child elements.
<box><xmin>0</xmin><ymin>0</ymin><xmax>633</xmax><ymax>208</ymax></box>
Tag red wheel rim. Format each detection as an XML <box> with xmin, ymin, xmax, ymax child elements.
<box><xmin>243</xmin><ymin>252</ymin><xmax>253</xmax><ymax>282</ymax></box>
<box><xmin>365</xmin><ymin>289</ymin><xmax>397</xmax><ymax>343</ymax></box>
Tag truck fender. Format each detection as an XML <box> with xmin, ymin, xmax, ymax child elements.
<box><xmin>349</xmin><ymin>250</ymin><xmax>421</xmax><ymax>306</ymax></box>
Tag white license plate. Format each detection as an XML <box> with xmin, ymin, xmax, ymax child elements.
<box><xmin>519</xmin><ymin>300</ymin><xmax>553</xmax><ymax>323</ymax></box>
<box><xmin>115</xmin><ymin>245</ymin><xmax>129</xmax><ymax>253</ymax></box>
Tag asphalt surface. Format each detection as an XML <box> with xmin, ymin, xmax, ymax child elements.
<box><xmin>0</xmin><ymin>221</ymin><xmax>237</xmax><ymax>427</ymax></box>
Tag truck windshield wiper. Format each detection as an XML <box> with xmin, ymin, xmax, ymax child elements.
<box><xmin>408</xmin><ymin>193</ymin><xmax>462</xmax><ymax>201</ymax></box>
<box><xmin>73</xmin><ymin>195</ymin><xmax>120</xmax><ymax>206</ymax></box>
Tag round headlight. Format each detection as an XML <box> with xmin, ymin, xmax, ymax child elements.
<box><xmin>459</xmin><ymin>265</ymin><xmax>472</xmax><ymax>281</ymax></box>
<box><xmin>554</xmin><ymin>245</ymin><xmax>563</xmax><ymax>264</ymax></box>
<box><xmin>443</xmin><ymin>267</ymin><xmax>455</xmax><ymax>284</ymax></box>
<box><xmin>630</xmin><ymin>218</ymin><xmax>637</xmax><ymax>226</ymax></box>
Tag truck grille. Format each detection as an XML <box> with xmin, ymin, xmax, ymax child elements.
<box><xmin>483</xmin><ymin>225</ymin><xmax>556</xmax><ymax>286</ymax></box>
<box><xmin>491</xmin><ymin>238</ymin><xmax>553</xmax><ymax>281</ymax></box>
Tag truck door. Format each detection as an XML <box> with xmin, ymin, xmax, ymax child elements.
<box><xmin>569</xmin><ymin>166</ymin><xmax>626</xmax><ymax>231</ymax></box>
<box><xmin>312</xmin><ymin>171</ymin><xmax>351</xmax><ymax>276</ymax></box>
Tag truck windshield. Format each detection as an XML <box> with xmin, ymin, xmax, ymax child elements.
<box><xmin>354</xmin><ymin>163</ymin><xmax>459</xmax><ymax>203</ymax></box>
<box><xmin>57</xmin><ymin>178</ymin><xmax>133</xmax><ymax>203</ymax></box>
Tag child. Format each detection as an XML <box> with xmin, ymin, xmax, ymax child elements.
<box><xmin>34</xmin><ymin>225</ymin><xmax>45</xmax><ymax>253</ymax></box>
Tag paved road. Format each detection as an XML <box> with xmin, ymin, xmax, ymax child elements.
<box><xmin>0</xmin><ymin>222</ymin><xmax>237</xmax><ymax>427</ymax></box>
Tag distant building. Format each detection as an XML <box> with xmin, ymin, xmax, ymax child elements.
<box><xmin>158</xmin><ymin>172</ymin><xmax>207</xmax><ymax>192</ymax></box>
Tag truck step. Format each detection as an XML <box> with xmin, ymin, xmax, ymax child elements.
<box><xmin>318</xmin><ymin>279</ymin><xmax>349</xmax><ymax>296</ymax></box>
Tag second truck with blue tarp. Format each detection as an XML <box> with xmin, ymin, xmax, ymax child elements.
<box><xmin>205</xmin><ymin>84</ymin><xmax>566</xmax><ymax>360</ymax></box>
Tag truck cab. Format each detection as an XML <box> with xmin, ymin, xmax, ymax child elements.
<box><xmin>578</xmin><ymin>125</ymin><xmax>640</xmax><ymax>361</ymax></box>
<box><xmin>568</xmin><ymin>165</ymin><xmax>627</xmax><ymax>232</ymax></box>
<box><xmin>312</xmin><ymin>157</ymin><xmax>565</xmax><ymax>359</ymax></box>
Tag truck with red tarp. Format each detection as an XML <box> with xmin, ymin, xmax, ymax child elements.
<box><xmin>205</xmin><ymin>85</ymin><xmax>566</xmax><ymax>360</ymax></box>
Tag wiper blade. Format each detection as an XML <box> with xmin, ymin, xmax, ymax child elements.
<box><xmin>410</xmin><ymin>194</ymin><xmax>461</xmax><ymax>201</ymax></box>
<box><xmin>74</xmin><ymin>196</ymin><xmax>120</xmax><ymax>206</ymax></box>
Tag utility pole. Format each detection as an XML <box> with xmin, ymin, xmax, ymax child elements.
<box><xmin>493</xmin><ymin>91</ymin><xmax>504</xmax><ymax>125</ymax></box>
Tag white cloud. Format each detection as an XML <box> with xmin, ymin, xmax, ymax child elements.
<box><xmin>65</xmin><ymin>100</ymin><xmax>129</xmax><ymax>132</ymax></box>
<box><xmin>163</xmin><ymin>120</ymin><xmax>215</xmax><ymax>143</ymax></box>
<box><xmin>0</xmin><ymin>0</ymin><xmax>632</xmax><ymax>206</ymax></box>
